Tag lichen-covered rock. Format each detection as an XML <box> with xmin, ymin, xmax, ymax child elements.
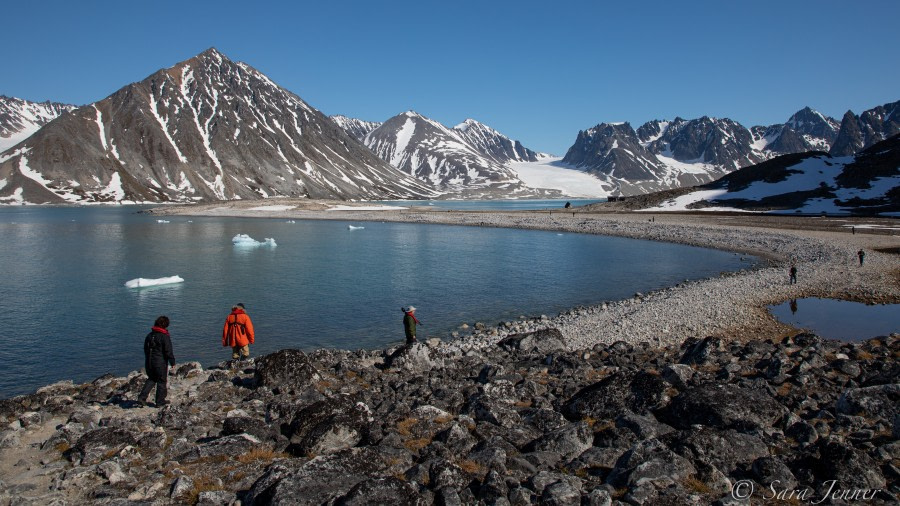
<box><xmin>527</xmin><ymin>422</ymin><xmax>592</xmax><ymax>460</ymax></box>
<box><xmin>836</xmin><ymin>384</ymin><xmax>899</xmax><ymax>421</ymax></box>
<box><xmin>285</xmin><ymin>395</ymin><xmax>371</xmax><ymax>456</ymax></box>
<box><xmin>562</xmin><ymin>371</ymin><xmax>669</xmax><ymax>421</ymax></box>
<box><xmin>180</xmin><ymin>433</ymin><xmax>268</xmax><ymax>461</ymax></box>
<box><xmin>337</xmin><ymin>477</ymin><xmax>426</xmax><ymax>505</ymax></box>
<box><xmin>606</xmin><ymin>438</ymin><xmax>696</xmax><ymax>489</ymax></box>
<box><xmin>68</xmin><ymin>427</ymin><xmax>138</xmax><ymax>465</ymax></box>
<box><xmin>384</xmin><ymin>343</ymin><xmax>445</xmax><ymax>373</ymax></box>
<box><xmin>662</xmin><ymin>427</ymin><xmax>768</xmax><ymax>475</ymax></box>
<box><xmin>253</xmin><ymin>349</ymin><xmax>321</xmax><ymax>394</ymax></box>
<box><xmin>499</xmin><ymin>328</ymin><xmax>567</xmax><ymax>354</ymax></box>
<box><xmin>663</xmin><ymin>384</ymin><xmax>786</xmax><ymax>430</ymax></box>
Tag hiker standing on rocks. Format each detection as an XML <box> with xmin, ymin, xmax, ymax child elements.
<box><xmin>857</xmin><ymin>250</ymin><xmax>865</xmax><ymax>266</ymax></box>
<box><xmin>403</xmin><ymin>306</ymin><xmax>421</xmax><ymax>344</ymax></box>
<box><xmin>789</xmin><ymin>265</ymin><xmax>797</xmax><ymax>285</ymax></box>
<box><xmin>138</xmin><ymin>316</ymin><xmax>175</xmax><ymax>407</ymax></box>
<box><xmin>223</xmin><ymin>303</ymin><xmax>255</xmax><ymax>360</ymax></box>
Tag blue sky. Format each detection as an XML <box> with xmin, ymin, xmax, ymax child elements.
<box><xmin>4</xmin><ymin>0</ymin><xmax>899</xmax><ymax>154</ymax></box>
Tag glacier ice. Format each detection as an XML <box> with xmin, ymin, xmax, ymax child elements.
<box><xmin>232</xmin><ymin>233</ymin><xmax>277</xmax><ymax>247</ymax></box>
<box><xmin>125</xmin><ymin>275</ymin><xmax>185</xmax><ymax>288</ymax></box>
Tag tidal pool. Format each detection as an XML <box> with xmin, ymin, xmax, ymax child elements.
<box><xmin>769</xmin><ymin>298</ymin><xmax>900</xmax><ymax>342</ymax></box>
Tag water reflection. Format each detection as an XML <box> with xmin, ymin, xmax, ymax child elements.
<box><xmin>770</xmin><ymin>298</ymin><xmax>899</xmax><ymax>342</ymax></box>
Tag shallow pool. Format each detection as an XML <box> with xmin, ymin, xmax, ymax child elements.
<box><xmin>769</xmin><ymin>298</ymin><xmax>900</xmax><ymax>341</ymax></box>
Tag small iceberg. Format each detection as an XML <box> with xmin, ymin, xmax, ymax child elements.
<box><xmin>125</xmin><ymin>275</ymin><xmax>184</xmax><ymax>288</ymax></box>
<box><xmin>286</xmin><ymin>220</ymin><xmax>296</xmax><ymax>224</ymax></box>
<box><xmin>157</xmin><ymin>219</ymin><xmax>170</xmax><ymax>224</ymax></box>
<box><xmin>347</xmin><ymin>225</ymin><xmax>365</xmax><ymax>230</ymax></box>
<box><xmin>232</xmin><ymin>233</ymin><xmax>277</xmax><ymax>247</ymax></box>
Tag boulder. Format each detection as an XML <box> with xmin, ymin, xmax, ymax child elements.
<box><xmin>527</xmin><ymin>422</ymin><xmax>593</xmax><ymax>460</ymax></box>
<box><xmin>337</xmin><ymin>477</ymin><xmax>425</xmax><ymax>505</ymax></box>
<box><xmin>245</xmin><ymin>447</ymin><xmax>395</xmax><ymax>505</ymax></box>
<box><xmin>562</xmin><ymin>371</ymin><xmax>669</xmax><ymax>421</ymax></box>
<box><xmin>222</xmin><ymin>416</ymin><xmax>280</xmax><ymax>443</ymax></box>
<box><xmin>836</xmin><ymin>384</ymin><xmax>899</xmax><ymax>421</ymax></box>
<box><xmin>180</xmin><ymin>433</ymin><xmax>268</xmax><ymax>461</ymax></box>
<box><xmin>498</xmin><ymin>328</ymin><xmax>567</xmax><ymax>354</ymax></box>
<box><xmin>68</xmin><ymin>428</ymin><xmax>138</xmax><ymax>465</ymax></box>
<box><xmin>606</xmin><ymin>438</ymin><xmax>695</xmax><ymax>489</ymax></box>
<box><xmin>663</xmin><ymin>384</ymin><xmax>786</xmax><ymax>430</ymax></box>
<box><xmin>662</xmin><ymin>428</ymin><xmax>768</xmax><ymax>475</ymax></box>
<box><xmin>253</xmin><ymin>349</ymin><xmax>321</xmax><ymax>394</ymax></box>
<box><xmin>384</xmin><ymin>343</ymin><xmax>445</xmax><ymax>373</ymax></box>
<box><xmin>286</xmin><ymin>395</ymin><xmax>371</xmax><ymax>456</ymax></box>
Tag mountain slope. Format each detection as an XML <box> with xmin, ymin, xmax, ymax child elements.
<box><xmin>452</xmin><ymin>119</ymin><xmax>542</xmax><ymax>163</ymax></box>
<box><xmin>362</xmin><ymin>111</ymin><xmax>557</xmax><ymax>197</ymax></box>
<box><xmin>0</xmin><ymin>49</ymin><xmax>436</xmax><ymax>204</ymax></box>
<box><xmin>830</xmin><ymin>101</ymin><xmax>900</xmax><ymax>156</ymax></box>
<box><xmin>0</xmin><ymin>96</ymin><xmax>77</xmax><ymax>152</ymax></box>
<box><xmin>330</xmin><ymin>115</ymin><xmax>381</xmax><ymax>142</ymax></box>
<box><xmin>641</xmin><ymin>134</ymin><xmax>900</xmax><ymax>215</ymax></box>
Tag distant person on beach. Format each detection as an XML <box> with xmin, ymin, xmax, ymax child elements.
<box><xmin>403</xmin><ymin>306</ymin><xmax>421</xmax><ymax>344</ymax></box>
<box><xmin>857</xmin><ymin>250</ymin><xmax>865</xmax><ymax>266</ymax></box>
<box><xmin>789</xmin><ymin>265</ymin><xmax>797</xmax><ymax>285</ymax></box>
<box><xmin>223</xmin><ymin>303</ymin><xmax>255</xmax><ymax>360</ymax></box>
<box><xmin>138</xmin><ymin>316</ymin><xmax>175</xmax><ymax>407</ymax></box>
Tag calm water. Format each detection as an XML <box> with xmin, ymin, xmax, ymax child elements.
<box><xmin>0</xmin><ymin>205</ymin><xmax>752</xmax><ymax>398</ymax></box>
<box><xmin>770</xmin><ymin>298</ymin><xmax>900</xmax><ymax>342</ymax></box>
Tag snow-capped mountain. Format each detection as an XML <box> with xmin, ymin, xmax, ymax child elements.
<box><xmin>0</xmin><ymin>48</ymin><xmax>436</xmax><ymax>204</ymax></box>
<box><xmin>330</xmin><ymin>115</ymin><xmax>381</xmax><ymax>142</ymax></box>
<box><xmin>0</xmin><ymin>96</ymin><xmax>77</xmax><ymax>152</ymax></box>
<box><xmin>643</xmin><ymin>134</ymin><xmax>900</xmax><ymax>215</ymax></box>
<box><xmin>564</xmin><ymin>102</ymin><xmax>896</xmax><ymax>196</ymax></box>
<box><xmin>830</xmin><ymin>101</ymin><xmax>900</xmax><ymax>156</ymax></box>
<box><xmin>563</xmin><ymin>122</ymin><xmax>731</xmax><ymax>195</ymax></box>
<box><xmin>361</xmin><ymin>111</ymin><xmax>558</xmax><ymax>198</ymax></box>
<box><xmin>452</xmin><ymin>119</ymin><xmax>543</xmax><ymax>164</ymax></box>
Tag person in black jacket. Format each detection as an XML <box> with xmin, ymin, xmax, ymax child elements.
<box><xmin>137</xmin><ymin>316</ymin><xmax>176</xmax><ymax>407</ymax></box>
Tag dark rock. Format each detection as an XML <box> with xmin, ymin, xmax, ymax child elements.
<box><xmin>181</xmin><ymin>433</ymin><xmax>268</xmax><ymax>461</ymax></box>
<box><xmin>384</xmin><ymin>343</ymin><xmax>444</xmax><ymax>373</ymax></box>
<box><xmin>661</xmin><ymin>363</ymin><xmax>694</xmax><ymax>389</ymax></box>
<box><xmin>615</xmin><ymin>412</ymin><xmax>674</xmax><ymax>439</ymax></box>
<box><xmin>562</xmin><ymin>371</ymin><xmax>669</xmax><ymax>421</ymax></box>
<box><xmin>285</xmin><ymin>395</ymin><xmax>371</xmax><ymax>456</ymax></box>
<box><xmin>337</xmin><ymin>477</ymin><xmax>426</xmax><ymax>505</ymax></box>
<box><xmin>662</xmin><ymin>427</ymin><xmax>768</xmax><ymax>475</ymax></box>
<box><xmin>68</xmin><ymin>428</ymin><xmax>137</xmax><ymax>465</ymax></box>
<box><xmin>245</xmin><ymin>447</ymin><xmax>395</xmax><ymax>505</ymax></box>
<box><xmin>663</xmin><ymin>384</ymin><xmax>786</xmax><ymax>430</ymax></box>
<box><xmin>680</xmin><ymin>336</ymin><xmax>724</xmax><ymax>366</ymax></box>
<box><xmin>478</xmin><ymin>469</ymin><xmax>509</xmax><ymax>503</ymax></box>
<box><xmin>521</xmin><ymin>408</ymin><xmax>568</xmax><ymax>433</ymax></box>
<box><xmin>498</xmin><ymin>328</ymin><xmax>566</xmax><ymax>354</ymax></box>
<box><xmin>796</xmin><ymin>438</ymin><xmax>887</xmax><ymax>490</ymax></box>
<box><xmin>751</xmin><ymin>456</ymin><xmax>798</xmax><ymax>490</ymax></box>
<box><xmin>434</xmin><ymin>423</ymin><xmax>477</xmax><ymax>455</ymax></box>
<box><xmin>526</xmin><ymin>422</ymin><xmax>592</xmax><ymax>460</ymax></box>
<box><xmin>836</xmin><ymin>384</ymin><xmax>899</xmax><ymax>421</ymax></box>
<box><xmin>222</xmin><ymin>416</ymin><xmax>279</xmax><ymax>442</ymax></box>
<box><xmin>464</xmin><ymin>394</ymin><xmax>521</xmax><ymax>428</ymax></box>
<box><xmin>542</xmin><ymin>479</ymin><xmax>581</xmax><ymax>506</ymax></box>
<box><xmin>253</xmin><ymin>349</ymin><xmax>321</xmax><ymax>394</ymax></box>
<box><xmin>606</xmin><ymin>438</ymin><xmax>695</xmax><ymax>489</ymax></box>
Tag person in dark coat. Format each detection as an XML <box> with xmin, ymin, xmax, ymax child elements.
<box><xmin>403</xmin><ymin>306</ymin><xmax>421</xmax><ymax>344</ymax></box>
<box><xmin>138</xmin><ymin>316</ymin><xmax>175</xmax><ymax>407</ymax></box>
<box><xmin>857</xmin><ymin>250</ymin><xmax>865</xmax><ymax>266</ymax></box>
<box><xmin>789</xmin><ymin>265</ymin><xmax>797</xmax><ymax>284</ymax></box>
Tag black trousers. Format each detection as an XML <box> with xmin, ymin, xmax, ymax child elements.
<box><xmin>139</xmin><ymin>367</ymin><xmax>168</xmax><ymax>404</ymax></box>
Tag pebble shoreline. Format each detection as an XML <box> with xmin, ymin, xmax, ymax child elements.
<box><xmin>151</xmin><ymin>203</ymin><xmax>900</xmax><ymax>351</ymax></box>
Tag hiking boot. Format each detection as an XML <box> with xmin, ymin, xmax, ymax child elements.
<box><xmin>155</xmin><ymin>400</ymin><xmax>170</xmax><ymax>408</ymax></box>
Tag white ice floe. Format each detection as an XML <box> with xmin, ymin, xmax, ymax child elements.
<box><xmin>157</xmin><ymin>219</ymin><xmax>170</xmax><ymax>223</ymax></box>
<box><xmin>125</xmin><ymin>275</ymin><xmax>185</xmax><ymax>288</ymax></box>
<box><xmin>232</xmin><ymin>234</ymin><xmax>277</xmax><ymax>247</ymax></box>
<box><xmin>347</xmin><ymin>225</ymin><xmax>365</xmax><ymax>230</ymax></box>
<box><xmin>327</xmin><ymin>205</ymin><xmax>405</xmax><ymax>211</ymax></box>
<box><xmin>247</xmin><ymin>205</ymin><xmax>296</xmax><ymax>211</ymax></box>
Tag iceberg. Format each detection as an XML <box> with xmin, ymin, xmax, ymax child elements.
<box><xmin>157</xmin><ymin>219</ymin><xmax>170</xmax><ymax>223</ymax></box>
<box><xmin>347</xmin><ymin>225</ymin><xmax>365</xmax><ymax>230</ymax></box>
<box><xmin>125</xmin><ymin>275</ymin><xmax>184</xmax><ymax>288</ymax></box>
<box><xmin>232</xmin><ymin>233</ymin><xmax>277</xmax><ymax>247</ymax></box>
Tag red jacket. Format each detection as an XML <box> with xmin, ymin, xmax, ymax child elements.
<box><xmin>223</xmin><ymin>309</ymin><xmax>255</xmax><ymax>347</ymax></box>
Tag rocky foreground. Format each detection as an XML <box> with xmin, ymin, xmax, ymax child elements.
<box><xmin>0</xmin><ymin>328</ymin><xmax>897</xmax><ymax>505</ymax></box>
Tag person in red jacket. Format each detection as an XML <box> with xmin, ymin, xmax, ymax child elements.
<box><xmin>223</xmin><ymin>303</ymin><xmax>255</xmax><ymax>360</ymax></box>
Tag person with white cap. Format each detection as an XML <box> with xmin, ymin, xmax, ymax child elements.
<box><xmin>402</xmin><ymin>306</ymin><xmax>421</xmax><ymax>344</ymax></box>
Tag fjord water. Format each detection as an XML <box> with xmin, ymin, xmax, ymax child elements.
<box><xmin>0</xmin><ymin>206</ymin><xmax>752</xmax><ymax>398</ymax></box>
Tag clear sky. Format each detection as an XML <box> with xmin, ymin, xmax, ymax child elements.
<box><xmin>4</xmin><ymin>0</ymin><xmax>899</xmax><ymax>155</ymax></box>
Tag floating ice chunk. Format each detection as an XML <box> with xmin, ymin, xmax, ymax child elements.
<box><xmin>286</xmin><ymin>220</ymin><xmax>296</xmax><ymax>223</ymax></box>
<box><xmin>125</xmin><ymin>275</ymin><xmax>185</xmax><ymax>288</ymax></box>
<box><xmin>347</xmin><ymin>225</ymin><xmax>365</xmax><ymax>230</ymax></box>
<box><xmin>157</xmin><ymin>219</ymin><xmax>170</xmax><ymax>223</ymax></box>
<box><xmin>232</xmin><ymin>234</ymin><xmax>277</xmax><ymax>247</ymax></box>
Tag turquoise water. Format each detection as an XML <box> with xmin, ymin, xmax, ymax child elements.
<box><xmin>0</xmin><ymin>205</ymin><xmax>752</xmax><ymax>398</ymax></box>
<box><xmin>769</xmin><ymin>298</ymin><xmax>900</xmax><ymax>342</ymax></box>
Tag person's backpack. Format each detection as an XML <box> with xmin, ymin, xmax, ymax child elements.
<box><xmin>226</xmin><ymin>314</ymin><xmax>246</xmax><ymax>341</ymax></box>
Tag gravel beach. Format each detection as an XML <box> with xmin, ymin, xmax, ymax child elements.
<box><xmin>149</xmin><ymin>201</ymin><xmax>900</xmax><ymax>350</ymax></box>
